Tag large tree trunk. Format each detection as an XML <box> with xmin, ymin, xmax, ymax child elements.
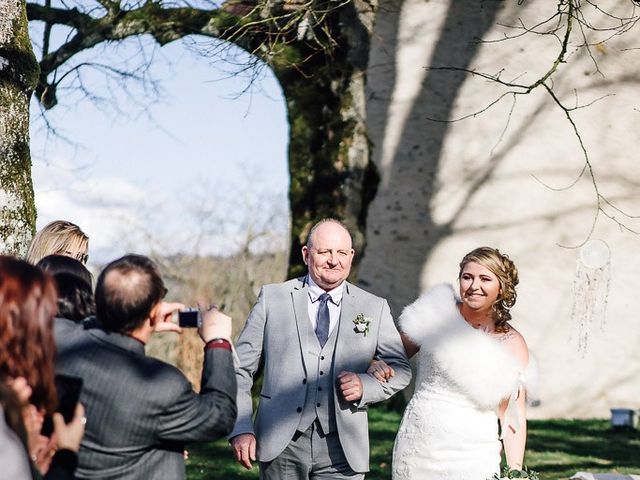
<box><xmin>278</xmin><ymin>1</ymin><xmax>379</xmax><ymax>278</ymax></box>
<box><xmin>0</xmin><ymin>0</ymin><xmax>38</xmax><ymax>255</ymax></box>
<box><xmin>23</xmin><ymin>0</ymin><xmax>381</xmax><ymax>270</ymax></box>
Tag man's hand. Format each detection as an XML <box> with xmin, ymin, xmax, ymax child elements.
<box><xmin>367</xmin><ymin>359</ymin><xmax>395</xmax><ymax>383</ymax></box>
<box><xmin>337</xmin><ymin>371</ymin><xmax>364</xmax><ymax>402</ymax></box>
<box><xmin>151</xmin><ymin>302</ymin><xmax>185</xmax><ymax>334</ymax></box>
<box><xmin>199</xmin><ymin>305</ymin><xmax>232</xmax><ymax>343</ymax></box>
<box><xmin>230</xmin><ymin>433</ymin><xmax>256</xmax><ymax>469</ymax></box>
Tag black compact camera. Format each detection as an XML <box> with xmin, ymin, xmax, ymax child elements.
<box><xmin>178</xmin><ymin>308</ymin><xmax>201</xmax><ymax>328</ymax></box>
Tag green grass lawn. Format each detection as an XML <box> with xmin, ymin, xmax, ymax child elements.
<box><xmin>186</xmin><ymin>408</ymin><xmax>640</xmax><ymax>479</ymax></box>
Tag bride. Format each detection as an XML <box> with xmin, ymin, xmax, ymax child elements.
<box><xmin>369</xmin><ymin>247</ymin><xmax>534</xmax><ymax>479</ymax></box>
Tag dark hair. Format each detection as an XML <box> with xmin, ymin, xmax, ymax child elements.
<box><xmin>54</xmin><ymin>273</ymin><xmax>96</xmax><ymax>322</ymax></box>
<box><xmin>95</xmin><ymin>254</ymin><xmax>165</xmax><ymax>334</ymax></box>
<box><xmin>37</xmin><ymin>254</ymin><xmax>93</xmax><ymax>287</ymax></box>
<box><xmin>0</xmin><ymin>256</ymin><xmax>57</xmax><ymax>413</ymax></box>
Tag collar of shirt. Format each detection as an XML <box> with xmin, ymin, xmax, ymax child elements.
<box><xmin>306</xmin><ymin>275</ymin><xmax>344</xmax><ymax>306</ymax></box>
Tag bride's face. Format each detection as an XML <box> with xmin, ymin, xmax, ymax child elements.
<box><xmin>459</xmin><ymin>261</ymin><xmax>501</xmax><ymax>314</ymax></box>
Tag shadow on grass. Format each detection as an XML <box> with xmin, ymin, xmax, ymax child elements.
<box><xmin>186</xmin><ymin>411</ymin><xmax>640</xmax><ymax>480</ymax></box>
<box><xmin>186</xmin><ymin>408</ymin><xmax>400</xmax><ymax>480</ymax></box>
<box><xmin>187</xmin><ymin>439</ymin><xmax>258</xmax><ymax>479</ymax></box>
<box><xmin>526</xmin><ymin>419</ymin><xmax>640</xmax><ymax>479</ymax></box>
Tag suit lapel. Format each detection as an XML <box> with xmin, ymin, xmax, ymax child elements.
<box><xmin>334</xmin><ymin>282</ymin><xmax>357</xmax><ymax>369</ymax></box>
<box><xmin>291</xmin><ymin>277</ymin><xmax>313</xmax><ymax>374</ymax></box>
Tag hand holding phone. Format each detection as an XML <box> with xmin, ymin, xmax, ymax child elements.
<box><xmin>53</xmin><ymin>402</ymin><xmax>86</xmax><ymax>452</ymax></box>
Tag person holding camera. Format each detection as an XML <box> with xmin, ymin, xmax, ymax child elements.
<box><xmin>55</xmin><ymin>254</ymin><xmax>237</xmax><ymax>480</ymax></box>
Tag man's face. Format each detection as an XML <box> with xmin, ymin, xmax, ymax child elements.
<box><xmin>302</xmin><ymin>222</ymin><xmax>354</xmax><ymax>291</ymax></box>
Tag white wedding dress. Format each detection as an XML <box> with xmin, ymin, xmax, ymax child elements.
<box><xmin>392</xmin><ymin>284</ymin><xmax>532</xmax><ymax>480</ymax></box>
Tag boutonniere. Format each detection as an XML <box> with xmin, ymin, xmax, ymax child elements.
<box><xmin>353</xmin><ymin>313</ymin><xmax>372</xmax><ymax>336</ymax></box>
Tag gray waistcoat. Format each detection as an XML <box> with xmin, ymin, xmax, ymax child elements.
<box><xmin>297</xmin><ymin>319</ymin><xmax>340</xmax><ymax>434</ymax></box>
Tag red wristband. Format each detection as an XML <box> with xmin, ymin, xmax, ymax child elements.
<box><xmin>205</xmin><ymin>338</ymin><xmax>232</xmax><ymax>351</ymax></box>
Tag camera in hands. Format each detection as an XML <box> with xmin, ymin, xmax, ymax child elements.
<box><xmin>178</xmin><ymin>308</ymin><xmax>202</xmax><ymax>328</ymax></box>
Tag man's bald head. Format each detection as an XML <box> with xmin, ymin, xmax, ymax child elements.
<box><xmin>306</xmin><ymin>218</ymin><xmax>352</xmax><ymax>249</ymax></box>
<box><xmin>95</xmin><ymin>254</ymin><xmax>165</xmax><ymax>334</ymax></box>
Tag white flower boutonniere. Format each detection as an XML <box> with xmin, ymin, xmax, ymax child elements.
<box><xmin>353</xmin><ymin>313</ymin><xmax>372</xmax><ymax>336</ymax></box>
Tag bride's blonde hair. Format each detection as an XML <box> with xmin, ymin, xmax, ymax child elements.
<box><xmin>458</xmin><ymin>247</ymin><xmax>519</xmax><ymax>332</ymax></box>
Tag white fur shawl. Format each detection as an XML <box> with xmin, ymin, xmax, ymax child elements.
<box><xmin>399</xmin><ymin>283</ymin><xmax>524</xmax><ymax>409</ymax></box>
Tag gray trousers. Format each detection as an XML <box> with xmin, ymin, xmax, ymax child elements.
<box><xmin>260</xmin><ymin>421</ymin><xmax>365</xmax><ymax>480</ymax></box>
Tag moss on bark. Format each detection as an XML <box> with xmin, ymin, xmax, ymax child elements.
<box><xmin>0</xmin><ymin>0</ymin><xmax>39</xmax><ymax>255</ymax></box>
<box><xmin>271</xmin><ymin>2</ymin><xmax>378</xmax><ymax>279</ymax></box>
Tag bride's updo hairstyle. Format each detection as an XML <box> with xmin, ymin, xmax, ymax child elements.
<box><xmin>458</xmin><ymin>247</ymin><xmax>519</xmax><ymax>332</ymax></box>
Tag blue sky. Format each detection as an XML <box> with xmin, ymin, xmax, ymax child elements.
<box><xmin>29</xmin><ymin>34</ymin><xmax>290</xmax><ymax>264</ymax></box>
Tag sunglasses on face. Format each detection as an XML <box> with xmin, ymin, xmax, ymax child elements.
<box><xmin>64</xmin><ymin>251</ymin><xmax>89</xmax><ymax>264</ymax></box>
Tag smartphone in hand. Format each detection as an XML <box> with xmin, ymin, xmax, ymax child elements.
<box><xmin>41</xmin><ymin>374</ymin><xmax>83</xmax><ymax>437</ymax></box>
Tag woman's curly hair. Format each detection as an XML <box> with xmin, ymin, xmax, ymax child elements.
<box><xmin>458</xmin><ymin>247</ymin><xmax>519</xmax><ymax>333</ymax></box>
<box><xmin>0</xmin><ymin>256</ymin><xmax>58</xmax><ymax>413</ymax></box>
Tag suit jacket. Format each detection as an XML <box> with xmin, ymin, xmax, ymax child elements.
<box><xmin>55</xmin><ymin>318</ymin><xmax>237</xmax><ymax>480</ymax></box>
<box><xmin>230</xmin><ymin>277</ymin><xmax>411</xmax><ymax>472</ymax></box>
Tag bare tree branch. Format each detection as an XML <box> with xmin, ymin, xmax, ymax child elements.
<box><xmin>424</xmin><ymin>0</ymin><xmax>640</xmax><ymax>246</ymax></box>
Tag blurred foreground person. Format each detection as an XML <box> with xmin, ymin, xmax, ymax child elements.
<box><xmin>56</xmin><ymin>254</ymin><xmax>237</xmax><ymax>480</ymax></box>
<box><xmin>0</xmin><ymin>256</ymin><xmax>85</xmax><ymax>479</ymax></box>
<box><xmin>26</xmin><ymin>221</ymin><xmax>89</xmax><ymax>265</ymax></box>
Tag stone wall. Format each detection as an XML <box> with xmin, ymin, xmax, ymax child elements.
<box><xmin>358</xmin><ymin>0</ymin><xmax>640</xmax><ymax>418</ymax></box>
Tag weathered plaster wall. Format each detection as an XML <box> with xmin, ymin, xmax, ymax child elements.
<box><xmin>359</xmin><ymin>0</ymin><xmax>640</xmax><ymax>418</ymax></box>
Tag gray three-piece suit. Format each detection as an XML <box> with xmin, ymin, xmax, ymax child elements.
<box><xmin>231</xmin><ymin>277</ymin><xmax>411</xmax><ymax>475</ymax></box>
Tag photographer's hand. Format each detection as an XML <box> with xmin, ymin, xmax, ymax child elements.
<box><xmin>151</xmin><ymin>302</ymin><xmax>185</xmax><ymax>334</ymax></box>
<box><xmin>199</xmin><ymin>305</ymin><xmax>232</xmax><ymax>343</ymax></box>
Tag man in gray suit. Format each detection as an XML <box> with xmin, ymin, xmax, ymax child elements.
<box><xmin>230</xmin><ymin>219</ymin><xmax>411</xmax><ymax>479</ymax></box>
<box><xmin>56</xmin><ymin>254</ymin><xmax>237</xmax><ymax>480</ymax></box>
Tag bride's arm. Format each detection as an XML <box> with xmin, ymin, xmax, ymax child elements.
<box><xmin>498</xmin><ymin>328</ymin><xmax>530</xmax><ymax>470</ymax></box>
<box><xmin>401</xmin><ymin>332</ymin><xmax>419</xmax><ymax>358</ymax></box>
<box><xmin>499</xmin><ymin>387</ymin><xmax>527</xmax><ymax>470</ymax></box>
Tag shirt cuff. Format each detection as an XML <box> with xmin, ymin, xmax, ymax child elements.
<box><xmin>205</xmin><ymin>338</ymin><xmax>232</xmax><ymax>351</ymax></box>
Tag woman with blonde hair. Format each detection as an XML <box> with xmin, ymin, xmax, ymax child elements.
<box><xmin>370</xmin><ymin>246</ymin><xmax>534</xmax><ymax>479</ymax></box>
<box><xmin>26</xmin><ymin>221</ymin><xmax>89</xmax><ymax>265</ymax></box>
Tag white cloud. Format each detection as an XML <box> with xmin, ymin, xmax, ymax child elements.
<box><xmin>31</xmin><ymin>158</ymin><xmax>289</xmax><ymax>265</ymax></box>
<box><xmin>33</xmin><ymin>158</ymin><xmax>157</xmax><ymax>263</ymax></box>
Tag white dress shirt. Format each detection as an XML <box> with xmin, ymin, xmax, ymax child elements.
<box><xmin>306</xmin><ymin>275</ymin><xmax>344</xmax><ymax>336</ymax></box>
